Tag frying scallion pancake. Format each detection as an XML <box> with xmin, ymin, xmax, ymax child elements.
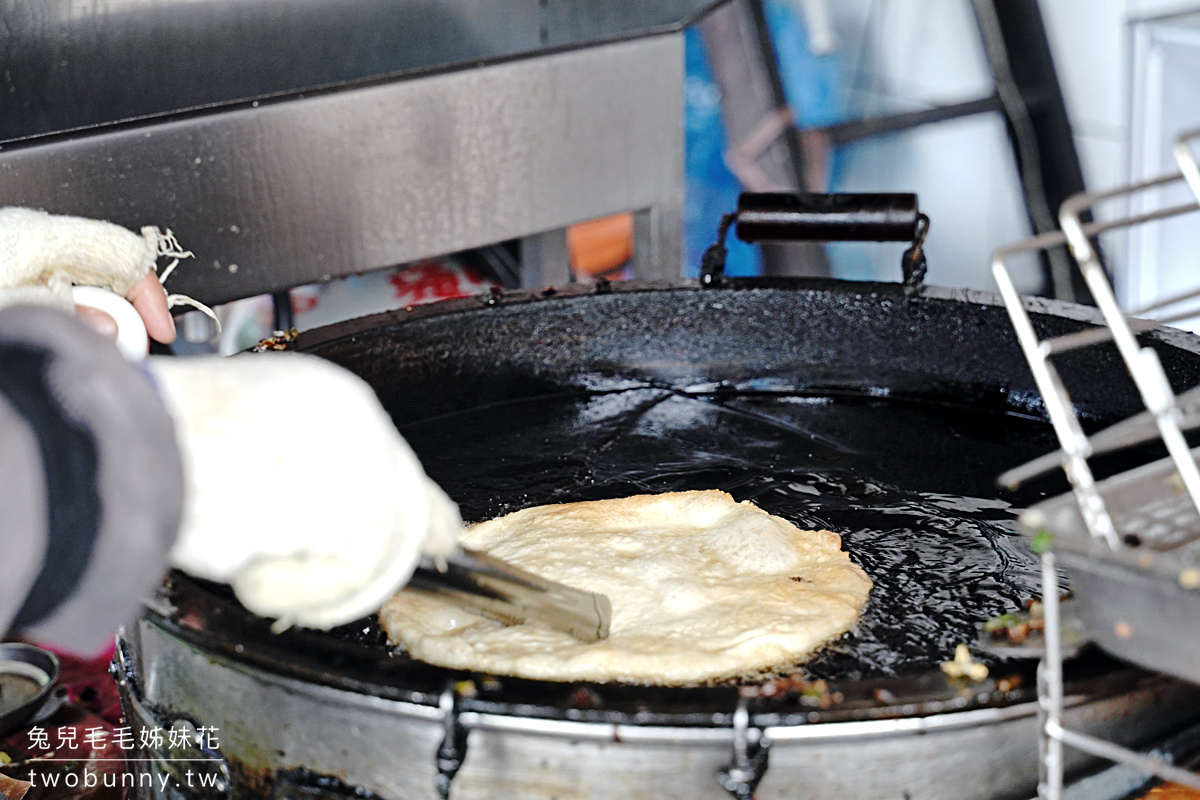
<box><xmin>380</xmin><ymin>490</ymin><xmax>872</xmax><ymax>684</ymax></box>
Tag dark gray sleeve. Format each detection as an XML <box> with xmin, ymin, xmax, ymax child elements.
<box><xmin>0</xmin><ymin>305</ymin><xmax>184</xmax><ymax>654</ymax></box>
<box><xmin>0</xmin><ymin>391</ymin><xmax>48</xmax><ymax>636</ymax></box>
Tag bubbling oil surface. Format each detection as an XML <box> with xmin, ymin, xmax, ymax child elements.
<box><xmin>400</xmin><ymin>386</ymin><xmax>1057</xmax><ymax>679</ymax></box>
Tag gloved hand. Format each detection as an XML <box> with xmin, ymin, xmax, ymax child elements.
<box><xmin>149</xmin><ymin>351</ymin><xmax>461</xmax><ymax>630</ymax></box>
<box><xmin>0</xmin><ymin>207</ymin><xmax>182</xmax><ymax>343</ymax></box>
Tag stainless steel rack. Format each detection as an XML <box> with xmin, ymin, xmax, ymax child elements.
<box><xmin>993</xmin><ymin>129</ymin><xmax>1200</xmax><ymax>799</ymax></box>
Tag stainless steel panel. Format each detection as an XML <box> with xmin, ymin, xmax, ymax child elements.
<box><xmin>0</xmin><ymin>0</ymin><xmax>722</xmax><ymax>142</ymax></box>
<box><xmin>522</xmin><ymin>230</ymin><xmax>573</xmax><ymax>288</ymax></box>
<box><xmin>0</xmin><ymin>35</ymin><xmax>685</xmax><ymax>303</ymax></box>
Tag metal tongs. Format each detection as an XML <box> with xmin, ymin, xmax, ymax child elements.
<box><xmin>408</xmin><ymin>548</ymin><xmax>612</xmax><ymax>643</ymax></box>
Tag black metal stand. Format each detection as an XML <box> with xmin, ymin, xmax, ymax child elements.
<box><xmin>971</xmin><ymin>0</ymin><xmax>1095</xmax><ymax>302</ymax></box>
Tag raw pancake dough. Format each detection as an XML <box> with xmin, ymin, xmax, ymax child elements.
<box><xmin>380</xmin><ymin>490</ymin><xmax>872</xmax><ymax>684</ymax></box>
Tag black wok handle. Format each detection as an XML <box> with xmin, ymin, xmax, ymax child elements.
<box><xmin>734</xmin><ymin>192</ymin><xmax>920</xmax><ymax>243</ymax></box>
<box><xmin>700</xmin><ymin>192</ymin><xmax>929</xmax><ymax>293</ymax></box>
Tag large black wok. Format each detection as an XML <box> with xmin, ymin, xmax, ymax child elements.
<box><xmin>136</xmin><ymin>276</ymin><xmax>1200</xmax><ymax>800</ymax></box>
<box><xmin>160</xmin><ymin>276</ymin><xmax>1200</xmax><ymax>714</ymax></box>
<box><xmin>131</xmin><ymin>194</ymin><xmax>1200</xmax><ymax>799</ymax></box>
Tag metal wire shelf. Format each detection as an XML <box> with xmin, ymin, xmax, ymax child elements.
<box><xmin>992</xmin><ymin>128</ymin><xmax>1200</xmax><ymax>799</ymax></box>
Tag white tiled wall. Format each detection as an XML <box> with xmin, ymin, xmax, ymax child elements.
<box><xmin>1123</xmin><ymin>10</ymin><xmax>1200</xmax><ymax>326</ymax></box>
<box><xmin>1040</xmin><ymin>0</ymin><xmax>1130</xmax><ymax>191</ymax></box>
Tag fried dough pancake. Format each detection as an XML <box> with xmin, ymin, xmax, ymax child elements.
<box><xmin>381</xmin><ymin>490</ymin><xmax>872</xmax><ymax>684</ymax></box>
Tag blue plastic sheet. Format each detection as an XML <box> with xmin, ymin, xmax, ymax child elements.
<box><xmin>682</xmin><ymin>1</ymin><xmax>844</xmax><ymax>278</ymax></box>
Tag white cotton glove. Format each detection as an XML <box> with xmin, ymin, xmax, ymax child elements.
<box><xmin>0</xmin><ymin>207</ymin><xmax>162</xmax><ymax>311</ymax></box>
<box><xmin>149</xmin><ymin>352</ymin><xmax>461</xmax><ymax>630</ymax></box>
<box><xmin>0</xmin><ymin>207</ymin><xmax>196</xmax><ymax>351</ymax></box>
